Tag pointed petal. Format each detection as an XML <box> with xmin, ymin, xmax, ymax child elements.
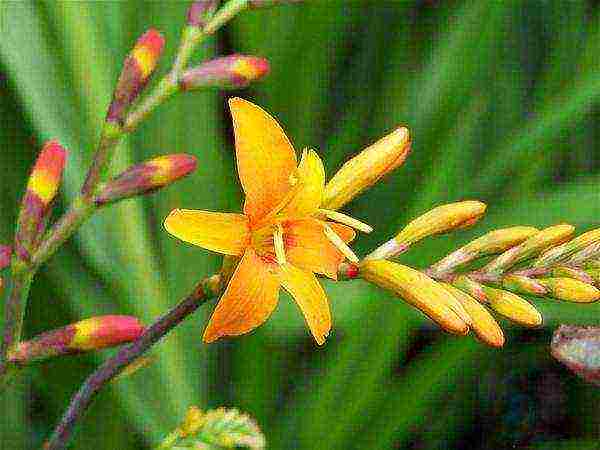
<box><xmin>326</xmin><ymin>222</ymin><xmax>356</xmax><ymax>243</ymax></box>
<box><xmin>203</xmin><ymin>249</ymin><xmax>280</xmax><ymax>343</ymax></box>
<box><xmin>229</xmin><ymin>97</ymin><xmax>297</xmax><ymax>224</ymax></box>
<box><xmin>280</xmin><ymin>264</ymin><xmax>331</xmax><ymax>345</ymax></box>
<box><xmin>280</xmin><ymin>149</ymin><xmax>325</xmax><ymax>217</ymax></box>
<box><xmin>164</xmin><ymin>209</ymin><xmax>249</xmax><ymax>256</ymax></box>
<box><xmin>283</xmin><ymin>219</ymin><xmax>348</xmax><ymax>279</ymax></box>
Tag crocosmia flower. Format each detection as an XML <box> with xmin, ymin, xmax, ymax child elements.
<box><xmin>165</xmin><ymin>98</ymin><xmax>370</xmax><ymax>344</ymax></box>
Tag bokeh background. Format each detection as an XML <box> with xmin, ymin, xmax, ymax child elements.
<box><xmin>1</xmin><ymin>1</ymin><xmax>600</xmax><ymax>449</ymax></box>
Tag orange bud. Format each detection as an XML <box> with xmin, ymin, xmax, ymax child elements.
<box><xmin>131</xmin><ymin>29</ymin><xmax>165</xmax><ymax>79</ymax></box>
<box><xmin>181</xmin><ymin>55</ymin><xmax>270</xmax><ymax>90</ymax></box>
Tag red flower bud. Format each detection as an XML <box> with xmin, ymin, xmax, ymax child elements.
<box><xmin>181</xmin><ymin>55</ymin><xmax>270</xmax><ymax>90</ymax></box>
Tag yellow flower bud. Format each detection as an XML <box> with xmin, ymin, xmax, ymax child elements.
<box><xmin>394</xmin><ymin>201</ymin><xmax>486</xmax><ymax>247</ymax></box>
<box><xmin>322</xmin><ymin>126</ymin><xmax>411</xmax><ymax>210</ymax></box>
<box><xmin>440</xmin><ymin>283</ymin><xmax>504</xmax><ymax>347</ymax></box>
<box><xmin>482</xmin><ymin>224</ymin><xmax>575</xmax><ymax>275</ymax></box>
<box><xmin>482</xmin><ymin>287</ymin><xmax>542</xmax><ymax>327</ymax></box>
<box><xmin>537</xmin><ymin>277</ymin><xmax>600</xmax><ymax>303</ymax></box>
<box><xmin>361</xmin><ymin>259</ymin><xmax>469</xmax><ymax>335</ymax></box>
<box><xmin>534</xmin><ymin>228</ymin><xmax>600</xmax><ymax>268</ymax></box>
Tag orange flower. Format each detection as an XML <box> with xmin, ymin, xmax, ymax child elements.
<box><xmin>165</xmin><ymin>98</ymin><xmax>369</xmax><ymax>345</ymax></box>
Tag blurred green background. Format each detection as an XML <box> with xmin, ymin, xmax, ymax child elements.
<box><xmin>1</xmin><ymin>1</ymin><xmax>600</xmax><ymax>449</ymax></box>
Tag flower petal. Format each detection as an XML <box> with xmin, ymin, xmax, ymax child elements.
<box><xmin>326</xmin><ymin>222</ymin><xmax>356</xmax><ymax>243</ymax></box>
<box><xmin>280</xmin><ymin>263</ymin><xmax>331</xmax><ymax>345</ymax></box>
<box><xmin>229</xmin><ymin>97</ymin><xmax>297</xmax><ymax>224</ymax></box>
<box><xmin>283</xmin><ymin>219</ymin><xmax>348</xmax><ymax>279</ymax></box>
<box><xmin>164</xmin><ymin>209</ymin><xmax>250</xmax><ymax>256</ymax></box>
<box><xmin>280</xmin><ymin>149</ymin><xmax>325</xmax><ymax>217</ymax></box>
<box><xmin>203</xmin><ymin>249</ymin><xmax>280</xmax><ymax>343</ymax></box>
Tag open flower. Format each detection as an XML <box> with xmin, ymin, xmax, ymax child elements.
<box><xmin>165</xmin><ymin>98</ymin><xmax>371</xmax><ymax>344</ymax></box>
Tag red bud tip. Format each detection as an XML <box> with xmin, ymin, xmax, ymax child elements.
<box><xmin>27</xmin><ymin>140</ymin><xmax>68</xmax><ymax>205</ymax></box>
<box><xmin>134</xmin><ymin>29</ymin><xmax>165</xmax><ymax>68</ymax></box>
<box><xmin>72</xmin><ymin>315</ymin><xmax>144</xmax><ymax>351</ymax></box>
<box><xmin>0</xmin><ymin>245</ymin><xmax>11</xmax><ymax>270</ymax></box>
<box><xmin>181</xmin><ymin>55</ymin><xmax>270</xmax><ymax>90</ymax></box>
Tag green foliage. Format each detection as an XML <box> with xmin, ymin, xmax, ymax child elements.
<box><xmin>1</xmin><ymin>1</ymin><xmax>599</xmax><ymax>449</ymax></box>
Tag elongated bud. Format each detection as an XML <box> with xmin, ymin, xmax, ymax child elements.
<box><xmin>428</xmin><ymin>226</ymin><xmax>539</xmax><ymax>277</ymax></box>
<box><xmin>552</xmin><ymin>325</ymin><xmax>600</xmax><ymax>385</ymax></box>
<box><xmin>550</xmin><ymin>266</ymin><xmax>594</xmax><ymax>284</ymax></box>
<box><xmin>481</xmin><ymin>224</ymin><xmax>575</xmax><ymax>276</ymax></box>
<box><xmin>361</xmin><ymin>260</ymin><xmax>469</xmax><ymax>335</ymax></box>
<box><xmin>0</xmin><ymin>245</ymin><xmax>11</xmax><ymax>271</ymax></box>
<box><xmin>107</xmin><ymin>29</ymin><xmax>165</xmax><ymax>123</ymax></box>
<box><xmin>501</xmin><ymin>274</ymin><xmax>547</xmax><ymax>296</ymax></box>
<box><xmin>481</xmin><ymin>286</ymin><xmax>542</xmax><ymax>327</ymax></box>
<box><xmin>452</xmin><ymin>275</ymin><xmax>487</xmax><ymax>302</ymax></box>
<box><xmin>534</xmin><ymin>228</ymin><xmax>600</xmax><ymax>268</ymax></box>
<box><xmin>181</xmin><ymin>55</ymin><xmax>270</xmax><ymax>90</ymax></box>
<box><xmin>187</xmin><ymin>1</ymin><xmax>219</xmax><ymax>27</ymax></box>
<box><xmin>565</xmin><ymin>242</ymin><xmax>600</xmax><ymax>266</ymax></box>
<box><xmin>15</xmin><ymin>141</ymin><xmax>67</xmax><ymax>260</ymax></box>
<box><xmin>8</xmin><ymin>315</ymin><xmax>144</xmax><ymax>364</ymax></box>
<box><xmin>537</xmin><ymin>278</ymin><xmax>600</xmax><ymax>303</ymax></box>
<box><xmin>441</xmin><ymin>283</ymin><xmax>504</xmax><ymax>347</ymax></box>
<box><xmin>249</xmin><ymin>0</ymin><xmax>303</xmax><ymax>7</ymax></box>
<box><xmin>95</xmin><ymin>154</ymin><xmax>197</xmax><ymax>205</ymax></box>
<box><xmin>322</xmin><ymin>127</ymin><xmax>411</xmax><ymax>211</ymax></box>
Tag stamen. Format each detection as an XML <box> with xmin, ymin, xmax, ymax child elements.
<box><xmin>274</xmin><ymin>224</ymin><xmax>287</xmax><ymax>265</ymax></box>
<box><xmin>319</xmin><ymin>209</ymin><xmax>373</xmax><ymax>233</ymax></box>
<box><xmin>323</xmin><ymin>224</ymin><xmax>360</xmax><ymax>263</ymax></box>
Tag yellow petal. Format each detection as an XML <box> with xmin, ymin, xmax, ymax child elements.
<box><xmin>280</xmin><ymin>149</ymin><xmax>325</xmax><ymax>217</ymax></box>
<box><xmin>229</xmin><ymin>97</ymin><xmax>297</xmax><ymax>224</ymax></box>
<box><xmin>164</xmin><ymin>209</ymin><xmax>250</xmax><ymax>256</ymax></box>
<box><xmin>283</xmin><ymin>219</ymin><xmax>348</xmax><ymax>279</ymax></box>
<box><xmin>203</xmin><ymin>249</ymin><xmax>280</xmax><ymax>343</ymax></box>
<box><xmin>280</xmin><ymin>263</ymin><xmax>331</xmax><ymax>345</ymax></box>
<box><xmin>327</xmin><ymin>222</ymin><xmax>356</xmax><ymax>243</ymax></box>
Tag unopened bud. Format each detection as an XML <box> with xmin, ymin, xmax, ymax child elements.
<box><xmin>537</xmin><ymin>278</ymin><xmax>600</xmax><ymax>303</ymax></box>
<box><xmin>322</xmin><ymin>127</ymin><xmax>411</xmax><ymax>211</ymax></box>
<box><xmin>552</xmin><ymin>325</ymin><xmax>600</xmax><ymax>385</ymax></box>
<box><xmin>107</xmin><ymin>29</ymin><xmax>165</xmax><ymax>123</ymax></box>
<box><xmin>550</xmin><ymin>266</ymin><xmax>594</xmax><ymax>284</ymax></box>
<box><xmin>565</xmin><ymin>242</ymin><xmax>600</xmax><ymax>266</ymax></box>
<box><xmin>95</xmin><ymin>154</ymin><xmax>197</xmax><ymax>205</ymax></box>
<box><xmin>534</xmin><ymin>228</ymin><xmax>600</xmax><ymax>268</ymax></box>
<box><xmin>361</xmin><ymin>260</ymin><xmax>469</xmax><ymax>335</ymax></box>
<box><xmin>16</xmin><ymin>141</ymin><xmax>67</xmax><ymax>260</ymax></box>
<box><xmin>452</xmin><ymin>275</ymin><xmax>487</xmax><ymax>302</ymax></box>
<box><xmin>441</xmin><ymin>283</ymin><xmax>504</xmax><ymax>347</ymax></box>
<box><xmin>502</xmin><ymin>274</ymin><xmax>547</xmax><ymax>296</ymax></box>
<box><xmin>395</xmin><ymin>201</ymin><xmax>486</xmax><ymax>247</ymax></box>
<box><xmin>8</xmin><ymin>315</ymin><xmax>144</xmax><ymax>364</ymax></box>
<box><xmin>481</xmin><ymin>224</ymin><xmax>575</xmax><ymax>276</ymax></box>
<box><xmin>187</xmin><ymin>1</ymin><xmax>218</xmax><ymax>27</ymax></box>
<box><xmin>481</xmin><ymin>286</ymin><xmax>542</xmax><ymax>327</ymax></box>
<box><xmin>429</xmin><ymin>226</ymin><xmax>538</xmax><ymax>277</ymax></box>
<box><xmin>0</xmin><ymin>245</ymin><xmax>11</xmax><ymax>271</ymax></box>
<box><xmin>181</xmin><ymin>55</ymin><xmax>270</xmax><ymax>91</ymax></box>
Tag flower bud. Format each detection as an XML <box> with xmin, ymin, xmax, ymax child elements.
<box><xmin>429</xmin><ymin>226</ymin><xmax>538</xmax><ymax>277</ymax></box>
<box><xmin>534</xmin><ymin>228</ymin><xmax>600</xmax><ymax>268</ymax></box>
<box><xmin>481</xmin><ymin>286</ymin><xmax>542</xmax><ymax>327</ymax></box>
<box><xmin>481</xmin><ymin>224</ymin><xmax>574</xmax><ymax>276</ymax></box>
<box><xmin>107</xmin><ymin>29</ymin><xmax>165</xmax><ymax>123</ymax></box>
<box><xmin>501</xmin><ymin>274</ymin><xmax>547</xmax><ymax>296</ymax></box>
<box><xmin>181</xmin><ymin>55</ymin><xmax>270</xmax><ymax>91</ymax></box>
<box><xmin>565</xmin><ymin>242</ymin><xmax>600</xmax><ymax>266</ymax></box>
<box><xmin>187</xmin><ymin>1</ymin><xmax>218</xmax><ymax>27</ymax></box>
<box><xmin>0</xmin><ymin>245</ymin><xmax>11</xmax><ymax>271</ymax></box>
<box><xmin>322</xmin><ymin>127</ymin><xmax>411</xmax><ymax>211</ymax></box>
<box><xmin>441</xmin><ymin>283</ymin><xmax>504</xmax><ymax>347</ymax></box>
<box><xmin>15</xmin><ymin>141</ymin><xmax>67</xmax><ymax>260</ymax></box>
<box><xmin>95</xmin><ymin>154</ymin><xmax>197</xmax><ymax>205</ymax></box>
<box><xmin>394</xmin><ymin>201</ymin><xmax>486</xmax><ymax>247</ymax></box>
<box><xmin>452</xmin><ymin>275</ymin><xmax>487</xmax><ymax>302</ymax></box>
<box><xmin>537</xmin><ymin>278</ymin><xmax>600</xmax><ymax>303</ymax></box>
<box><xmin>550</xmin><ymin>266</ymin><xmax>594</xmax><ymax>284</ymax></box>
<box><xmin>8</xmin><ymin>315</ymin><xmax>144</xmax><ymax>364</ymax></box>
<box><xmin>361</xmin><ymin>260</ymin><xmax>470</xmax><ymax>335</ymax></box>
<box><xmin>552</xmin><ymin>325</ymin><xmax>600</xmax><ymax>385</ymax></box>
